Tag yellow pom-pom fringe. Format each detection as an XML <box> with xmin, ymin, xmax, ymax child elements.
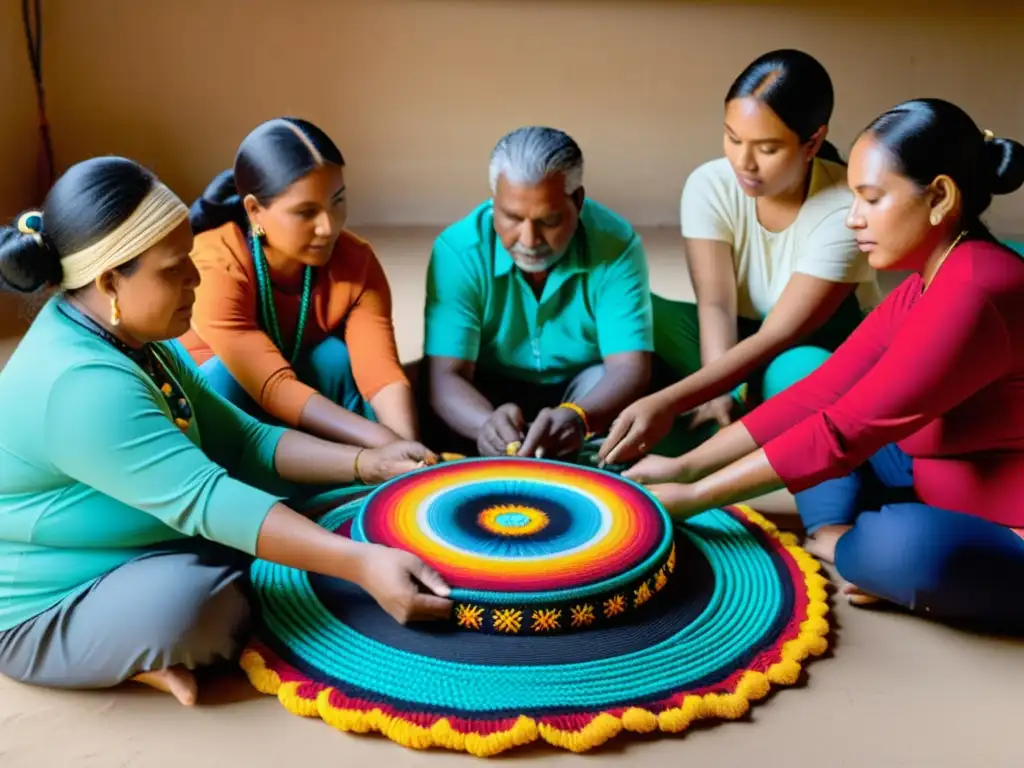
<box><xmin>239</xmin><ymin>503</ymin><xmax>830</xmax><ymax>756</ymax></box>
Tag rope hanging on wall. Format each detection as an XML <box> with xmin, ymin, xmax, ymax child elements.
<box><xmin>22</xmin><ymin>0</ymin><xmax>55</xmax><ymax>194</ymax></box>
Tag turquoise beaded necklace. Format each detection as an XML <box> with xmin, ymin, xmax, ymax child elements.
<box><xmin>250</xmin><ymin>230</ymin><xmax>314</xmax><ymax>365</ymax></box>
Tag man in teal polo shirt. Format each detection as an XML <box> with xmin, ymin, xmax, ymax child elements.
<box><xmin>422</xmin><ymin>126</ymin><xmax>654</xmax><ymax>459</ymax></box>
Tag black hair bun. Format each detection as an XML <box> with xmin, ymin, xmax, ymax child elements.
<box><xmin>0</xmin><ymin>219</ymin><xmax>62</xmax><ymax>294</ymax></box>
<box><xmin>188</xmin><ymin>169</ymin><xmax>246</xmax><ymax>234</ymax></box>
<box><xmin>985</xmin><ymin>135</ymin><xmax>1024</xmax><ymax>196</ymax></box>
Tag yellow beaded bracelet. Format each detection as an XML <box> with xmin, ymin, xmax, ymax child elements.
<box><xmin>557</xmin><ymin>402</ymin><xmax>594</xmax><ymax>440</ymax></box>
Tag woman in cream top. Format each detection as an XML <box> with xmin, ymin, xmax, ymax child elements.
<box><xmin>600</xmin><ymin>49</ymin><xmax>880</xmax><ymax>465</ymax></box>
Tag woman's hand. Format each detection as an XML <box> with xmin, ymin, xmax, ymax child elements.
<box><xmin>645</xmin><ymin>482</ymin><xmax>705</xmax><ymax>520</ymax></box>
<box><xmin>355</xmin><ymin>544</ymin><xmax>453</xmax><ymax>625</ymax></box>
<box><xmin>597</xmin><ymin>392</ymin><xmax>677</xmax><ymax>466</ymax></box>
<box><xmin>358</xmin><ymin>441</ymin><xmax>438</xmax><ymax>484</ymax></box>
<box><xmin>623</xmin><ymin>454</ymin><xmax>696</xmax><ymax>485</ymax></box>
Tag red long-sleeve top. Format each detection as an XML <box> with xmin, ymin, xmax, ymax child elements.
<box><xmin>742</xmin><ymin>239</ymin><xmax>1024</xmax><ymax>528</ymax></box>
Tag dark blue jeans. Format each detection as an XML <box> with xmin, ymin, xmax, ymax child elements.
<box><xmin>796</xmin><ymin>443</ymin><xmax>1024</xmax><ymax>633</ymax></box>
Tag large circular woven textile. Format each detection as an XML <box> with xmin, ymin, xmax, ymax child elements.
<box><xmin>351</xmin><ymin>459</ymin><xmax>675</xmax><ymax>633</ymax></box>
<box><xmin>242</xmin><ymin>459</ymin><xmax>830</xmax><ymax>757</ymax></box>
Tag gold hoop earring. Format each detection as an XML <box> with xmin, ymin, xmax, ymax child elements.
<box><xmin>929</xmin><ymin>211</ymin><xmax>942</xmax><ymax>227</ymax></box>
<box><xmin>252</xmin><ymin>222</ymin><xmax>266</xmax><ymax>239</ymax></box>
<box><xmin>110</xmin><ymin>296</ymin><xmax>121</xmax><ymax>326</ymax></box>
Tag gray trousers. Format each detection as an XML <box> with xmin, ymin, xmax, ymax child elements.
<box><xmin>0</xmin><ymin>548</ymin><xmax>251</xmax><ymax>689</ymax></box>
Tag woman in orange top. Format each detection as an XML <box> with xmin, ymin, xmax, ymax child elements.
<box><xmin>182</xmin><ymin>118</ymin><xmax>417</xmax><ymax>447</ymax></box>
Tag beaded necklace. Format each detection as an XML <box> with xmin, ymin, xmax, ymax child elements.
<box><xmin>250</xmin><ymin>230</ymin><xmax>314</xmax><ymax>365</ymax></box>
<box><xmin>57</xmin><ymin>298</ymin><xmax>194</xmax><ymax>433</ymax></box>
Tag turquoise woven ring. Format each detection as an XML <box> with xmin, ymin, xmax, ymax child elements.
<box><xmin>250</xmin><ymin>499</ymin><xmax>790</xmax><ymax>713</ymax></box>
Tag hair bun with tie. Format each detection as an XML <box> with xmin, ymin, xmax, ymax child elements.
<box><xmin>982</xmin><ymin>128</ymin><xmax>1024</xmax><ymax>196</ymax></box>
<box><xmin>0</xmin><ymin>209</ymin><xmax>61</xmax><ymax>293</ymax></box>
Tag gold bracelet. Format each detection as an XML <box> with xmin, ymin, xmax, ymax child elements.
<box><xmin>557</xmin><ymin>402</ymin><xmax>593</xmax><ymax>440</ymax></box>
<box><xmin>353</xmin><ymin>448</ymin><xmax>366</xmax><ymax>484</ymax></box>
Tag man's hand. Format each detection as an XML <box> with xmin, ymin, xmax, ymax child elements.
<box><xmin>518</xmin><ymin>406</ymin><xmax>586</xmax><ymax>459</ymax></box>
<box><xmin>476</xmin><ymin>403</ymin><xmax>525</xmax><ymax>456</ymax></box>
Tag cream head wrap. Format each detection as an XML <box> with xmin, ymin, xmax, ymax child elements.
<box><xmin>56</xmin><ymin>181</ymin><xmax>189</xmax><ymax>290</ymax></box>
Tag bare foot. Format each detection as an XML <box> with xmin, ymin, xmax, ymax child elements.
<box><xmin>840</xmin><ymin>581</ymin><xmax>883</xmax><ymax>607</ymax></box>
<box><xmin>132</xmin><ymin>667</ymin><xmax>198</xmax><ymax>706</ymax></box>
<box><xmin>802</xmin><ymin>525</ymin><xmax>851</xmax><ymax>564</ymax></box>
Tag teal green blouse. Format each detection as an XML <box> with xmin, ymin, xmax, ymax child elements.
<box><xmin>0</xmin><ymin>298</ymin><xmax>287</xmax><ymax>630</ymax></box>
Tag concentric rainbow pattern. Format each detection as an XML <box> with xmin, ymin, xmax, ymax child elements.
<box><xmin>352</xmin><ymin>458</ymin><xmax>672</xmax><ymax>596</ymax></box>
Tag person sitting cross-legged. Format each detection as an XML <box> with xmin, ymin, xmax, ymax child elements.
<box><xmin>419</xmin><ymin>126</ymin><xmax>654</xmax><ymax>462</ymax></box>
<box><xmin>0</xmin><ymin>157</ymin><xmax>451</xmax><ymax>706</ymax></box>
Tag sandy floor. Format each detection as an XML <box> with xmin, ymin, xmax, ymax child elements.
<box><xmin>0</xmin><ymin>227</ymin><xmax>1021</xmax><ymax>767</ymax></box>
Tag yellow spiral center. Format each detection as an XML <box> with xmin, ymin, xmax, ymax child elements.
<box><xmin>477</xmin><ymin>504</ymin><xmax>550</xmax><ymax>537</ymax></box>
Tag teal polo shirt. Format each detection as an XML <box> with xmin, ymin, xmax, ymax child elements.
<box><xmin>424</xmin><ymin>198</ymin><xmax>654</xmax><ymax>385</ymax></box>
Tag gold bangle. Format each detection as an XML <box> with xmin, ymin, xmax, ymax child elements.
<box><xmin>557</xmin><ymin>402</ymin><xmax>593</xmax><ymax>439</ymax></box>
<box><xmin>353</xmin><ymin>448</ymin><xmax>366</xmax><ymax>484</ymax></box>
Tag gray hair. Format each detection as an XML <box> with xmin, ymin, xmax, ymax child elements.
<box><xmin>488</xmin><ymin>127</ymin><xmax>584</xmax><ymax>195</ymax></box>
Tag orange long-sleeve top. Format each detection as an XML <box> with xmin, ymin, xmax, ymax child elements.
<box><xmin>180</xmin><ymin>222</ymin><xmax>408</xmax><ymax>427</ymax></box>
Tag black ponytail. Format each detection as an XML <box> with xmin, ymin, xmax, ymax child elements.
<box><xmin>816</xmin><ymin>140</ymin><xmax>846</xmax><ymax>166</ymax></box>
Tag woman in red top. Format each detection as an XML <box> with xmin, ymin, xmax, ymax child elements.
<box><xmin>623</xmin><ymin>98</ymin><xmax>1024</xmax><ymax>632</ymax></box>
